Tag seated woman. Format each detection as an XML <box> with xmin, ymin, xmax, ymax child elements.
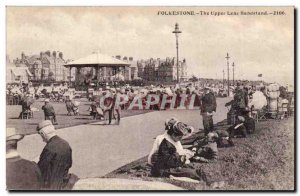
<box><xmin>150</xmin><ymin>118</ymin><xmax>202</xmax><ymax>181</ymax></box>
<box><xmin>148</xmin><ymin>118</ymin><xmax>193</xmax><ymax>166</ymax></box>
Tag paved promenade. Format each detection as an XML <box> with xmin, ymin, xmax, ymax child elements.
<box><xmin>18</xmin><ymin>98</ymin><xmax>230</xmax><ymax>178</ymax></box>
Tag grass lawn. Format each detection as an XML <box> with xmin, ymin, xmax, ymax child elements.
<box><xmin>6</xmin><ymin>99</ymin><xmax>152</xmax><ymax>135</ymax></box>
<box><xmin>105</xmin><ymin>117</ymin><xmax>295</xmax><ymax>190</ymax></box>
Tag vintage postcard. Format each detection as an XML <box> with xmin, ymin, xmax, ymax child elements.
<box><xmin>6</xmin><ymin>6</ymin><xmax>294</xmax><ymax>191</ymax></box>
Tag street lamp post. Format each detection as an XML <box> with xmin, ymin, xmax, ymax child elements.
<box><xmin>222</xmin><ymin>69</ymin><xmax>225</xmax><ymax>88</ymax></box>
<box><xmin>172</xmin><ymin>23</ymin><xmax>182</xmax><ymax>83</ymax></box>
<box><xmin>225</xmin><ymin>53</ymin><xmax>230</xmax><ymax>96</ymax></box>
<box><xmin>232</xmin><ymin>62</ymin><xmax>235</xmax><ymax>86</ymax></box>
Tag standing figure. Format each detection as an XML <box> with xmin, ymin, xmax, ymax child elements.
<box><xmin>6</xmin><ymin>128</ymin><xmax>42</xmax><ymax>190</ymax></box>
<box><xmin>103</xmin><ymin>90</ymin><xmax>120</xmax><ymax>125</ymax></box>
<box><xmin>65</xmin><ymin>97</ymin><xmax>74</xmax><ymax>116</ymax></box>
<box><xmin>42</xmin><ymin>99</ymin><xmax>57</xmax><ymax>125</ymax></box>
<box><xmin>200</xmin><ymin>87</ymin><xmax>217</xmax><ymax>135</ymax></box>
<box><xmin>225</xmin><ymin>83</ymin><xmax>246</xmax><ymax>116</ymax></box>
<box><xmin>37</xmin><ymin>120</ymin><xmax>78</xmax><ymax>190</ymax></box>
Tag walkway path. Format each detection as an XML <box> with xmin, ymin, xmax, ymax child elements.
<box><xmin>18</xmin><ymin>97</ymin><xmax>230</xmax><ymax>178</ymax></box>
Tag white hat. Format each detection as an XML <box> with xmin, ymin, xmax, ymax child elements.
<box><xmin>37</xmin><ymin>120</ymin><xmax>53</xmax><ymax>131</ymax></box>
<box><xmin>45</xmin><ymin>99</ymin><xmax>50</xmax><ymax>102</ymax></box>
<box><xmin>6</xmin><ymin>128</ymin><xmax>24</xmax><ymax>141</ymax></box>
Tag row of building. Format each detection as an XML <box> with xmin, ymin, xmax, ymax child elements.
<box><xmin>12</xmin><ymin>51</ymin><xmax>69</xmax><ymax>81</ymax></box>
<box><xmin>7</xmin><ymin>51</ymin><xmax>189</xmax><ymax>84</ymax></box>
<box><xmin>136</xmin><ymin>57</ymin><xmax>188</xmax><ymax>82</ymax></box>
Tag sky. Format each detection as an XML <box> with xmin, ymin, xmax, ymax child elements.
<box><xmin>6</xmin><ymin>6</ymin><xmax>294</xmax><ymax>85</ymax></box>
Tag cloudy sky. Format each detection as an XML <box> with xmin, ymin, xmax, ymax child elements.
<box><xmin>7</xmin><ymin>6</ymin><xmax>294</xmax><ymax>85</ymax></box>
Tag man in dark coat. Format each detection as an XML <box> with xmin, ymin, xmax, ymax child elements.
<box><xmin>6</xmin><ymin>128</ymin><xmax>42</xmax><ymax>190</ymax></box>
<box><xmin>102</xmin><ymin>90</ymin><xmax>119</xmax><ymax>125</ymax></box>
<box><xmin>225</xmin><ymin>83</ymin><xmax>247</xmax><ymax>116</ymax></box>
<box><xmin>200</xmin><ymin>87</ymin><xmax>217</xmax><ymax>135</ymax></box>
<box><xmin>37</xmin><ymin>120</ymin><xmax>78</xmax><ymax>190</ymax></box>
<box><xmin>42</xmin><ymin>99</ymin><xmax>57</xmax><ymax>124</ymax></box>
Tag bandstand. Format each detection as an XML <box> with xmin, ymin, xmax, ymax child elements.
<box><xmin>64</xmin><ymin>52</ymin><xmax>131</xmax><ymax>85</ymax></box>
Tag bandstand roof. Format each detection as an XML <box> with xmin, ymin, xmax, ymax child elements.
<box><xmin>64</xmin><ymin>52</ymin><xmax>130</xmax><ymax>67</ymax></box>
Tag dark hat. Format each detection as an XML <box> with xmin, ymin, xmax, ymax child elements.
<box><xmin>165</xmin><ymin>118</ymin><xmax>178</xmax><ymax>130</ymax></box>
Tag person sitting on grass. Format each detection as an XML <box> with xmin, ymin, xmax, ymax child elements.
<box><xmin>150</xmin><ymin>118</ymin><xmax>203</xmax><ymax>182</ymax></box>
<box><xmin>191</xmin><ymin>132</ymin><xmax>219</xmax><ymax>163</ymax></box>
<box><xmin>148</xmin><ymin>118</ymin><xmax>193</xmax><ymax>166</ymax></box>
<box><xmin>227</xmin><ymin>116</ymin><xmax>247</xmax><ymax>138</ymax></box>
<box><xmin>214</xmin><ymin>129</ymin><xmax>235</xmax><ymax>147</ymax></box>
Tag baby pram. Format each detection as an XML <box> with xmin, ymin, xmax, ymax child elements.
<box><xmin>66</xmin><ymin>100</ymin><xmax>80</xmax><ymax>116</ymax></box>
<box><xmin>72</xmin><ymin>100</ymin><xmax>80</xmax><ymax>115</ymax></box>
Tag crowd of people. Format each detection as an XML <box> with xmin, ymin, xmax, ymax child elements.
<box><xmin>145</xmin><ymin>82</ymin><xmax>293</xmax><ymax>186</ymax></box>
<box><xmin>6</xmin><ymin>79</ymin><xmax>294</xmax><ymax>190</ymax></box>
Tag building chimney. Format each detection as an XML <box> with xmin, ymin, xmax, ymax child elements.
<box><xmin>116</xmin><ymin>55</ymin><xmax>121</xmax><ymax>60</ymax></box>
<box><xmin>40</xmin><ymin>52</ymin><xmax>43</xmax><ymax>60</ymax></box>
<box><xmin>59</xmin><ymin>52</ymin><xmax>63</xmax><ymax>59</ymax></box>
<box><xmin>21</xmin><ymin>52</ymin><xmax>25</xmax><ymax>60</ymax></box>
<box><xmin>53</xmin><ymin>51</ymin><xmax>56</xmax><ymax>58</ymax></box>
<box><xmin>129</xmin><ymin>57</ymin><xmax>133</xmax><ymax>61</ymax></box>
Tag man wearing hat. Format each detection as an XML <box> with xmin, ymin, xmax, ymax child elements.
<box><xmin>225</xmin><ymin>83</ymin><xmax>247</xmax><ymax>116</ymax></box>
<box><xmin>37</xmin><ymin>120</ymin><xmax>77</xmax><ymax>190</ymax></box>
<box><xmin>42</xmin><ymin>99</ymin><xmax>57</xmax><ymax>125</ymax></box>
<box><xmin>6</xmin><ymin>128</ymin><xmax>42</xmax><ymax>190</ymax></box>
<box><xmin>200</xmin><ymin>87</ymin><xmax>217</xmax><ymax>135</ymax></box>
